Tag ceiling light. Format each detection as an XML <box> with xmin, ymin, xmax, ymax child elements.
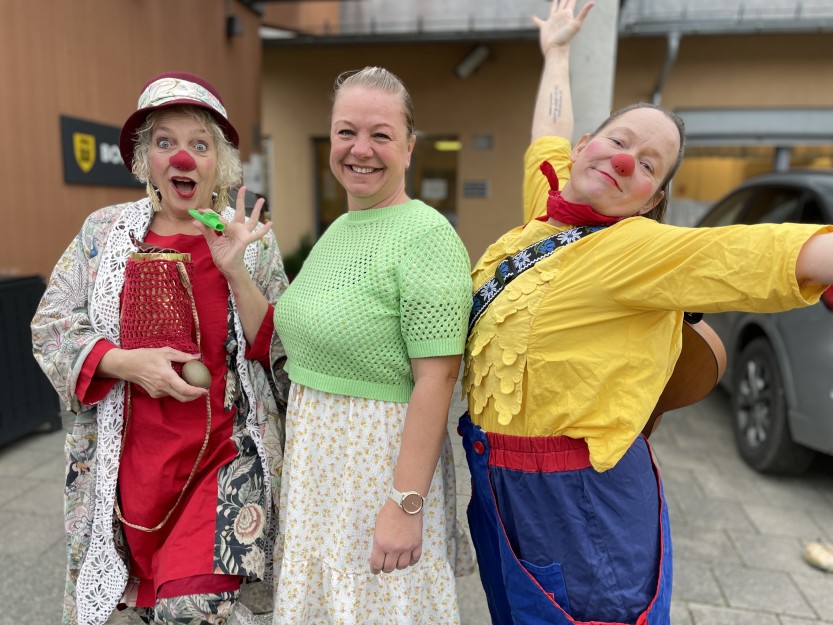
<box><xmin>434</xmin><ymin>140</ymin><xmax>462</xmax><ymax>152</ymax></box>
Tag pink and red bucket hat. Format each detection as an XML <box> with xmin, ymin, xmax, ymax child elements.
<box><xmin>119</xmin><ymin>71</ymin><xmax>240</xmax><ymax>170</ymax></box>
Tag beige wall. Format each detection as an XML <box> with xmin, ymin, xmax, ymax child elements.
<box><xmin>616</xmin><ymin>33</ymin><xmax>833</xmax><ymax>109</ymax></box>
<box><xmin>617</xmin><ymin>32</ymin><xmax>833</xmax><ymax>205</ymax></box>
<box><xmin>263</xmin><ymin>30</ymin><xmax>833</xmax><ymax>263</ymax></box>
<box><xmin>7</xmin><ymin>10</ymin><xmax>832</xmax><ymax>278</ymax></box>
<box><xmin>1</xmin><ymin>0</ymin><xmax>262</xmax><ymax>278</ymax></box>
<box><xmin>262</xmin><ymin>2</ymin><xmax>341</xmax><ymax>35</ymax></box>
<box><xmin>263</xmin><ymin>41</ymin><xmax>543</xmax><ymax>263</ymax></box>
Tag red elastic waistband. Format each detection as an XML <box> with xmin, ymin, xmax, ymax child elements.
<box><xmin>485</xmin><ymin>431</ymin><xmax>592</xmax><ymax>472</ymax></box>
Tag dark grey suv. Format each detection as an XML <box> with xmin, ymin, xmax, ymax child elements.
<box><xmin>695</xmin><ymin>170</ymin><xmax>833</xmax><ymax>474</ymax></box>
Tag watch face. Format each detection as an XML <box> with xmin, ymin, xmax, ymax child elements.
<box><xmin>402</xmin><ymin>493</ymin><xmax>423</xmax><ymax>514</ymax></box>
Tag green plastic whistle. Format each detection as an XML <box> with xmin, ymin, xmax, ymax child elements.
<box><xmin>188</xmin><ymin>209</ymin><xmax>225</xmax><ymax>232</ymax></box>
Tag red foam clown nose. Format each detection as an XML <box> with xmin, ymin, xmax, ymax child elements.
<box><xmin>170</xmin><ymin>150</ymin><xmax>196</xmax><ymax>172</ymax></box>
<box><xmin>611</xmin><ymin>153</ymin><xmax>635</xmax><ymax>176</ymax></box>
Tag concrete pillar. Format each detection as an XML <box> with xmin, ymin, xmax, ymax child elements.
<box><xmin>774</xmin><ymin>146</ymin><xmax>791</xmax><ymax>172</ymax></box>
<box><xmin>569</xmin><ymin>0</ymin><xmax>619</xmax><ymax>143</ymax></box>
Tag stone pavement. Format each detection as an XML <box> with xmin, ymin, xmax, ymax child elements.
<box><xmin>2</xmin><ymin>385</ymin><xmax>832</xmax><ymax>624</ymax></box>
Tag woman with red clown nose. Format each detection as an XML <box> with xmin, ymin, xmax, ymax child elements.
<box><xmin>32</xmin><ymin>71</ymin><xmax>289</xmax><ymax>625</ymax></box>
<box><xmin>461</xmin><ymin>2</ymin><xmax>833</xmax><ymax>624</ymax></box>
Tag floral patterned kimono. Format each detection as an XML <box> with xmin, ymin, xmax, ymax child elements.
<box><xmin>31</xmin><ymin>198</ymin><xmax>289</xmax><ymax>625</ymax></box>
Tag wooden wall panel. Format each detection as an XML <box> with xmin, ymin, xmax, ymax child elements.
<box><xmin>0</xmin><ymin>0</ymin><xmax>262</xmax><ymax>278</ymax></box>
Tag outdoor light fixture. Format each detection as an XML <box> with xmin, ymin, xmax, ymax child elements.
<box><xmin>226</xmin><ymin>14</ymin><xmax>243</xmax><ymax>38</ymax></box>
<box><xmin>455</xmin><ymin>44</ymin><xmax>490</xmax><ymax>80</ymax></box>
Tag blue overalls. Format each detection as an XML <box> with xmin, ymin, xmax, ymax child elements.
<box><xmin>458</xmin><ymin>414</ymin><xmax>672</xmax><ymax>625</ymax></box>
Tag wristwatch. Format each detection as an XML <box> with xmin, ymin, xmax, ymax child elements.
<box><xmin>389</xmin><ymin>487</ymin><xmax>425</xmax><ymax>514</ymax></box>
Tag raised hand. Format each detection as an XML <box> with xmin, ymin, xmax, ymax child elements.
<box><xmin>533</xmin><ymin>0</ymin><xmax>595</xmax><ymax>56</ymax></box>
<box><xmin>192</xmin><ymin>185</ymin><xmax>273</xmax><ymax>281</ymax></box>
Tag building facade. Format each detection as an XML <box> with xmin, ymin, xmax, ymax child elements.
<box><xmin>1</xmin><ymin>0</ymin><xmax>263</xmax><ymax>278</ymax></box>
<box><xmin>6</xmin><ymin>0</ymin><xmax>833</xmax><ymax>277</ymax></box>
<box><xmin>260</xmin><ymin>0</ymin><xmax>833</xmax><ymax>263</ymax></box>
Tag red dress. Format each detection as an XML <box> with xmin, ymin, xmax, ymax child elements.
<box><xmin>77</xmin><ymin>232</ymin><xmax>274</xmax><ymax>606</ymax></box>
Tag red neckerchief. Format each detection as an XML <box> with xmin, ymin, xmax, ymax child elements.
<box><xmin>536</xmin><ymin>160</ymin><xmax>624</xmax><ymax>226</ymax></box>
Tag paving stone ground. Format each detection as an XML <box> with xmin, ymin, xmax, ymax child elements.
<box><xmin>2</xmin><ymin>385</ymin><xmax>832</xmax><ymax>624</ymax></box>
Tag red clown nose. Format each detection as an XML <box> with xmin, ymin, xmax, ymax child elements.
<box><xmin>170</xmin><ymin>150</ymin><xmax>196</xmax><ymax>171</ymax></box>
<box><xmin>611</xmin><ymin>153</ymin><xmax>635</xmax><ymax>176</ymax></box>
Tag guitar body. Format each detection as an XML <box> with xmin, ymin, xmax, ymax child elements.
<box><xmin>643</xmin><ymin>319</ymin><xmax>727</xmax><ymax>437</ymax></box>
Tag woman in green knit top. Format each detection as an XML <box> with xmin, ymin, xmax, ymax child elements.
<box><xmin>272</xmin><ymin>67</ymin><xmax>474</xmax><ymax>623</ymax></box>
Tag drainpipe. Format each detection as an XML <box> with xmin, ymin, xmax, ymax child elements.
<box><xmin>774</xmin><ymin>146</ymin><xmax>791</xmax><ymax>172</ymax></box>
<box><xmin>652</xmin><ymin>31</ymin><xmax>681</xmax><ymax>106</ymax></box>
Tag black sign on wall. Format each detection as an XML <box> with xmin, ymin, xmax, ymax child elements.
<box><xmin>60</xmin><ymin>116</ymin><xmax>143</xmax><ymax>188</ymax></box>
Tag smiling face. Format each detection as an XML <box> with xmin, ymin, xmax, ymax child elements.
<box><xmin>148</xmin><ymin>111</ymin><xmax>218</xmax><ymax>215</ymax></box>
<box><xmin>329</xmin><ymin>85</ymin><xmax>416</xmax><ymax>211</ymax></box>
<box><xmin>562</xmin><ymin>107</ymin><xmax>682</xmax><ymax>218</ymax></box>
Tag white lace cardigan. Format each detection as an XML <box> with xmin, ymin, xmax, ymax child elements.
<box><xmin>32</xmin><ymin>198</ymin><xmax>288</xmax><ymax>625</ymax></box>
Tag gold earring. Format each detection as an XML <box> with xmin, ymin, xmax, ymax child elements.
<box><xmin>213</xmin><ymin>187</ymin><xmax>230</xmax><ymax>213</ymax></box>
<box><xmin>146</xmin><ymin>182</ymin><xmax>162</xmax><ymax>213</ymax></box>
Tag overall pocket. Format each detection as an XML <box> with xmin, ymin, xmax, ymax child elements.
<box><xmin>519</xmin><ymin>559</ymin><xmax>572</xmax><ymax>615</ymax></box>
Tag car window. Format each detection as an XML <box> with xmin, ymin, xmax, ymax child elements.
<box><xmin>799</xmin><ymin>197</ymin><xmax>828</xmax><ymax>225</ymax></box>
<box><xmin>698</xmin><ymin>188</ymin><xmax>755</xmax><ymax>227</ymax></box>
<box><xmin>742</xmin><ymin>186</ymin><xmax>802</xmax><ymax>225</ymax></box>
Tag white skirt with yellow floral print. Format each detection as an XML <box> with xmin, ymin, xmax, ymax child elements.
<box><xmin>273</xmin><ymin>383</ymin><xmax>474</xmax><ymax>625</ymax></box>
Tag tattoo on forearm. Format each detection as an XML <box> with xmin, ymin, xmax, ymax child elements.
<box><xmin>549</xmin><ymin>87</ymin><xmax>564</xmax><ymax>123</ymax></box>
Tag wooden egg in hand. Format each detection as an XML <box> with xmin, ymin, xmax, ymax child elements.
<box><xmin>182</xmin><ymin>360</ymin><xmax>212</xmax><ymax>389</ymax></box>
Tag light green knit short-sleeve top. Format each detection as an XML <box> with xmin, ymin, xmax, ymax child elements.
<box><xmin>273</xmin><ymin>199</ymin><xmax>472</xmax><ymax>403</ymax></box>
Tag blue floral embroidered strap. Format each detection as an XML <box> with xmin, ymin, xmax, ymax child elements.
<box><xmin>468</xmin><ymin>225</ymin><xmax>606</xmax><ymax>334</ymax></box>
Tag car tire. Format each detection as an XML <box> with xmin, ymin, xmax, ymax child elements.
<box><xmin>731</xmin><ymin>337</ymin><xmax>815</xmax><ymax>475</ymax></box>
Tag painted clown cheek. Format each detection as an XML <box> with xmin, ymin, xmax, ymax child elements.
<box><xmin>170</xmin><ymin>150</ymin><xmax>196</xmax><ymax>171</ymax></box>
<box><xmin>633</xmin><ymin>178</ymin><xmax>658</xmax><ymax>202</ymax></box>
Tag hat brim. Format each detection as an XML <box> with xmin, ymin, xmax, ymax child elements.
<box><xmin>119</xmin><ymin>99</ymin><xmax>240</xmax><ymax>173</ymax></box>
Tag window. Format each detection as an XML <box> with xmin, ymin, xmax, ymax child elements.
<box><xmin>698</xmin><ymin>188</ymin><xmax>755</xmax><ymax>227</ymax></box>
<box><xmin>742</xmin><ymin>187</ymin><xmax>802</xmax><ymax>224</ymax></box>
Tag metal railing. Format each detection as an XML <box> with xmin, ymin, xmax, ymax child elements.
<box><xmin>261</xmin><ymin>0</ymin><xmax>833</xmax><ymax>42</ymax></box>
<box><xmin>620</xmin><ymin>0</ymin><xmax>833</xmax><ymax>35</ymax></box>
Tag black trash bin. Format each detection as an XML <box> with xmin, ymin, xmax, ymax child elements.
<box><xmin>0</xmin><ymin>276</ymin><xmax>61</xmax><ymax>447</ymax></box>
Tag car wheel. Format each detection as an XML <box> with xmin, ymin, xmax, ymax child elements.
<box><xmin>731</xmin><ymin>337</ymin><xmax>815</xmax><ymax>474</ymax></box>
